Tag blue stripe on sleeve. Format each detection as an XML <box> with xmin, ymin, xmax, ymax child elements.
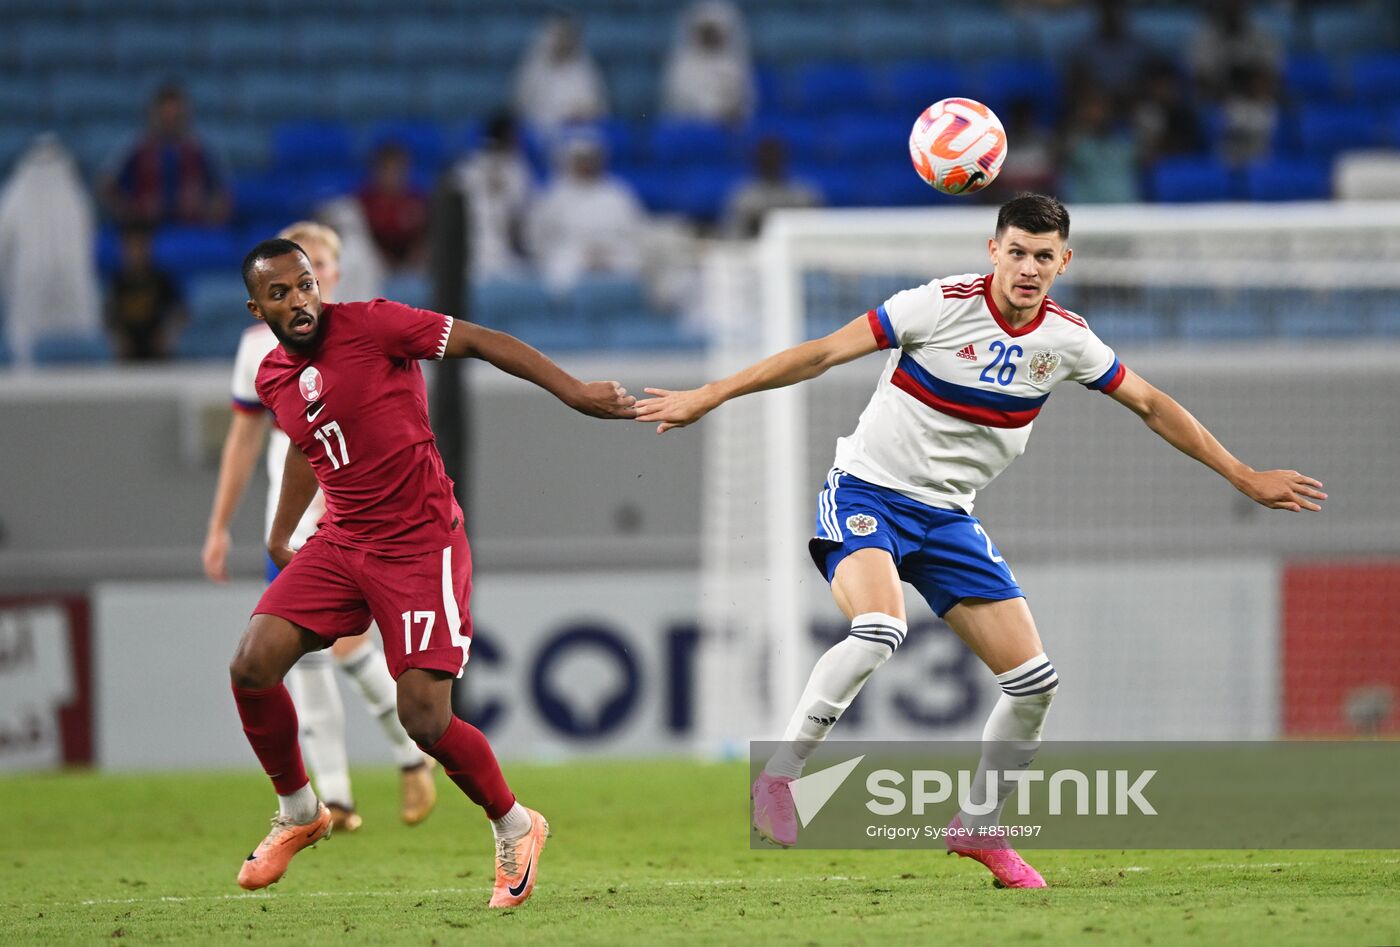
<box><xmin>1085</xmin><ymin>357</ymin><xmax>1122</xmax><ymax>391</ymax></box>
<box><xmin>875</xmin><ymin>304</ymin><xmax>897</xmax><ymax>348</ymax></box>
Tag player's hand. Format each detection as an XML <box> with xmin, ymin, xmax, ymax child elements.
<box><xmin>633</xmin><ymin>387</ymin><xmax>715</xmax><ymax>434</ymax></box>
<box><xmin>571</xmin><ymin>380</ymin><xmax>637</xmax><ymax>419</ymax></box>
<box><xmin>202</xmin><ymin>528</ymin><xmax>230</xmax><ymax>583</ymax></box>
<box><xmin>1237</xmin><ymin>469</ymin><xmax>1327</xmax><ymax>512</ymax></box>
<box><xmin>268</xmin><ymin>542</ymin><xmax>296</xmax><ymax>571</ymax></box>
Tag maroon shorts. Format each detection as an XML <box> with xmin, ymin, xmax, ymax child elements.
<box><xmin>254</xmin><ymin>528</ymin><xmax>473</xmax><ymax>679</ymax></box>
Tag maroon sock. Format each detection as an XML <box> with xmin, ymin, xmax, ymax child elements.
<box><xmin>422</xmin><ymin>716</ymin><xmax>515</xmax><ymax>819</ymax></box>
<box><xmin>232</xmin><ymin>683</ymin><xmax>309</xmax><ymax>796</ymax></box>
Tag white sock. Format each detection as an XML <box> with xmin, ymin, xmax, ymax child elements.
<box><xmin>764</xmin><ymin>612</ymin><xmax>907</xmax><ymax>779</ymax></box>
<box><xmin>959</xmin><ymin>653</ymin><xmax>1059</xmax><ymax>833</ymax></box>
<box><xmin>286</xmin><ymin>652</ymin><xmax>353</xmax><ymax>808</ymax></box>
<box><xmin>278</xmin><ymin>782</ymin><xmax>320</xmax><ymax>824</ymax></box>
<box><xmin>338</xmin><ymin>637</ymin><xmax>426</xmax><ymax>769</ymax></box>
<box><xmin>491</xmin><ymin>801</ymin><xmax>532</xmax><ymax>841</ymax></box>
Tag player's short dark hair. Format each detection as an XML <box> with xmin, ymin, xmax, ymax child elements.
<box><xmin>242</xmin><ymin>238</ymin><xmax>307</xmax><ymax>294</ymax></box>
<box><xmin>996</xmin><ymin>193</ymin><xmax>1070</xmax><ymax>240</ymax></box>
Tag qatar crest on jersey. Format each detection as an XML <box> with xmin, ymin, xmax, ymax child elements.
<box><xmin>1027</xmin><ymin>350</ymin><xmax>1061</xmax><ymax>385</ymax></box>
<box><xmin>845</xmin><ymin>513</ymin><xmax>879</xmax><ymax>537</ymax></box>
<box><xmin>299</xmin><ymin>365</ymin><xmax>324</xmax><ymax>402</ymax></box>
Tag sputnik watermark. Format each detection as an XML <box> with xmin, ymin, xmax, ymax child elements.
<box><xmin>865</xmin><ymin>767</ymin><xmax>1157</xmax><ymax>817</ymax></box>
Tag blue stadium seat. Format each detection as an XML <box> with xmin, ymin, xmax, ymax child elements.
<box><xmin>971</xmin><ymin>59</ymin><xmax>1061</xmax><ymax>123</ymax></box>
<box><xmin>152</xmin><ymin>226</ymin><xmax>241</xmax><ymax>274</ymax></box>
<box><xmin>479</xmin><ymin>16</ymin><xmax>537</xmax><ymax>67</ymax></box>
<box><xmin>602</xmin><ymin>310</ymin><xmax>694</xmax><ymax>351</ymax></box>
<box><xmin>328</xmin><ymin>71</ymin><xmax>418</xmax><ymax>121</ymax></box>
<box><xmin>271</xmin><ymin>120</ymin><xmax>354</xmax><ymax>172</ymax></box>
<box><xmin>743</xmin><ymin>114</ymin><xmax>823</xmax><ymax>161</ymax></box>
<box><xmin>789</xmin><ymin>162</ymin><xmax>861</xmax><ymax>207</ymax></box>
<box><xmin>1310</xmin><ymin>6</ymin><xmax>1386</xmax><ymax>56</ymax></box>
<box><xmin>940</xmin><ymin>19</ymin><xmax>1028</xmax><ymax>63</ymax></box>
<box><xmin>793</xmin><ymin>63</ymin><xmax>877</xmax><ymax>113</ymax></box>
<box><xmin>298</xmin><ymin>19</ymin><xmax>381</xmax><ymax>63</ymax></box>
<box><xmin>508</xmin><ymin>314</ymin><xmax>601</xmax><ymax>353</ymax></box>
<box><xmin>174</xmin><ymin>321</ymin><xmax>245</xmax><ymax>359</ymax></box>
<box><xmin>1080</xmin><ymin>311</ymin><xmax>1171</xmax><ymax>345</ymax></box>
<box><xmin>1129</xmin><ymin>8</ymin><xmax>1199</xmax><ymax>59</ymax></box>
<box><xmin>0</xmin><ymin>329</ymin><xmax>11</xmax><ymax>367</ymax></box>
<box><xmin>1282</xmin><ymin>55</ymin><xmax>1337</xmax><ymax>105</ymax></box>
<box><xmin>586</xmin><ymin>13</ymin><xmax>669</xmax><ymax>61</ymax></box>
<box><xmin>365</xmin><ymin>120</ymin><xmax>447</xmax><ymax>173</ymax></box>
<box><xmin>1242</xmin><ymin>157</ymin><xmax>1332</xmax><ymax>201</ymax></box>
<box><xmin>32</xmin><ymin>332</ymin><xmax>113</xmax><ymax>365</ymax></box>
<box><xmin>70</xmin><ymin>124</ymin><xmax>133</xmax><ymax>177</ymax></box>
<box><xmin>751</xmin><ymin>10</ymin><xmax>844</xmax><ymax>63</ymax></box>
<box><xmin>299</xmin><ymin>166</ymin><xmax>362</xmax><ymax>206</ymax></box>
<box><xmin>47</xmin><ymin>72</ymin><xmax>145</xmax><ymax>122</ymax></box>
<box><xmin>854</xmin><ymin>161</ymin><xmax>954</xmax><ymax>207</ymax></box>
<box><xmin>1296</xmin><ymin>104</ymin><xmax>1384</xmax><ymax>157</ymax></box>
<box><xmin>850</xmin><ymin>11</ymin><xmax>942</xmax><ymax>64</ymax></box>
<box><xmin>200</xmin><ymin>21</ymin><xmax>266</xmax><ymax>66</ymax></box>
<box><xmin>184</xmin><ymin>74</ymin><xmax>238</xmax><ymax>122</ymax></box>
<box><xmin>1370</xmin><ymin>309</ymin><xmax>1400</xmax><ymax>337</ymax></box>
<box><xmin>201</xmin><ymin>120</ymin><xmax>270</xmax><ymax>171</ymax></box>
<box><xmin>111</xmin><ymin>21</ymin><xmax>193</xmax><ymax>69</ymax></box>
<box><xmin>186</xmin><ymin>273</ymin><xmax>249</xmax><ymax>330</ymax></box>
<box><xmin>881</xmin><ymin>60</ymin><xmax>967</xmax><ymax>114</ymax></box>
<box><xmin>1149</xmin><ymin>157</ymin><xmax>1235</xmax><ymax>203</ymax></box>
<box><xmin>1024</xmin><ymin>7</ymin><xmax>1097</xmax><ymax>63</ymax></box>
<box><xmin>606</xmin><ymin>63</ymin><xmax>661</xmax><ymax>120</ymax></box>
<box><xmin>383</xmin><ymin>272</ymin><xmax>431</xmax><ymax>310</ymax></box>
<box><xmin>571</xmin><ymin>275</ymin><xmax>648</xmax><ymax>323</ymax></box>
<box><xmin>423</xmin><ymin>68</ymin><xmax>512</xmax><ymax>122</ymax></box>
<box><xmin>1349</xmin><ymin>54</ymin><xmax>1400</xmax><ymax>107</ymax></box>
<box><xmin>0</xmin><ymin>78</ymin><xmax>49</xmax><ymax>124</ymax></box>
<box><xmin>231</xmin><ymin>73</ymin><xmax>328</xmax><ymax>123</ymax></box>
<box><xmin>1178</xmin><ymin>309</ymin><xmax>1269</xmax><ymax>341</ymax></box>
<box><xmin>822</xmin><ymin>112</ymin><xmax>909</xmax><ymax>162</ymax></box>
<box><xmin>1277</xmin><ymin>309</ymin><xmax>1366</xmax><ymax>339</ymax></box>
<box><xmin>387</xmin><ymin>18</ymin><xmax>483</xmax><ymax>64</ymax></box>
<box><xmin>17</xmin><ymin>23</ymin><xmax>105</xmax><ymax>71</ymax></box>
<box><xmin>232</xmin><ymin>173</ymin><xmax>307</xmax><ymax>225</ymax></box>
<box><xmin>471</xmin><ymin>279</ymin><xmax>560</xmax><ymax>332</ymax></box>
<box><xmin>649</xmin><ymin>120</ymin><xmax>736</xmax><ymax>166</ymax></box>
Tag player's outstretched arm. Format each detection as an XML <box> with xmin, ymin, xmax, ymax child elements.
<box><xmin>635</xmin><ymin>313</ymin><xmax>879</xmax><ymax>434</ymax></box>
<box><xmin>203</xmin><ymin>409</ymin><xmax>270</xmax><ymax>582</ymax></box>
<box><xmin>442</xmin><ymin>320</ymin><xmax>636</xmax><ymax>419</ymax></box>
<box><xmin>267</xmin><ymin>442</ymin><xmax>319</xmax><ymax>569</ymax></box>
<box><xmin>1107</xmin><ymin>368</ymin><xmax>1327</xmax><ymax>512</ymax></box>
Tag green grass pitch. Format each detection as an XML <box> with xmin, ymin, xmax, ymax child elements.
<box><xmin>2</xmin><ymin>760</ymin><xmax>1397</xmax><ymax>945</ymax></box>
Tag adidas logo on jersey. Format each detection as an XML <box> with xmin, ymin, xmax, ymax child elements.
<box><xmin>955</xmin><ymin>344</ymin><xmax>977</xmax><ymax>361</ymax></box>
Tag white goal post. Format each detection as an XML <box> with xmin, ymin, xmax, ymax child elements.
<box><xmin>694</xmin><ymin>201</ymin><xmax>1400</xmax><ymax>753</ymax></box>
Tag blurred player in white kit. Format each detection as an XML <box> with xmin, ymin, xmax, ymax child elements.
<box><xmin>202</xmin><ymin>221</ymin><xmax>436</xmax><ymax>832</ymax></box>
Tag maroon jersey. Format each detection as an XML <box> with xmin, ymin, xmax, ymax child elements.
<box><xmin>256</xmin><ymin>298</ymin><xmax>458</xmax><ymax>558</ymax></box>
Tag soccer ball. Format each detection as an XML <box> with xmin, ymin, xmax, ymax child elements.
<box><xmin>909</xmin><ymin>97</ymin><xmax>1007</xmax><ymax>196</ymax></box>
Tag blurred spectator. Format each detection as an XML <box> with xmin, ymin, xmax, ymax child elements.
<box><xmin>1219</xmin><ymin>64</ymin><xmax>1281</xmax><ymax>168</ymax></box>
<box><xmin>526</xmin><ymin>134</ymin><xmax>646</xmax><ymax>293</ymax></box>
<box><xmin>317</xmin><ymin>196</ymin><xmax>386</xmax><ymax>302</ymax></box>
<box><xmin>1134</xmin><ymin>60</ymin><xmax>1205</xmax><ymax>167</ymax></box>
<box><xmin>1067</xmin><ymin>0</ymin><xmax>1153</xmax><ymax>111</ymax></box>
<box><xmin>994</xmin><ymin>99</ymin><xmax>1059</xmax><ymax>196</ymax></box>
<box><xmin>1188</xmin><ymin>0</ymin><xmax>1282</xmax><ymax>100</ymax></box>
<box><xmin>514</xmin><ymin>17</ymin><xmax>609</xmax><ymax>130</ymax></box>
<box><xmin>0</xmin><ymin>135</ymin><xmax>102</xmax><ymax>367</ymax></box>
<box><xmin>1058</xmin><ymin>92</ymin><xmax>1140</xmax><ymax>204</ymax></box>
<box><xmin>722</xmin><ymin>137</ymin><xmax>821</xmax><ymax>238</ymax></box>
<box><xmin>99</xmin><ymin>82</ymin><xmax>229</xmax><ymax>227</ymax></box>
<box><xmin>454</xmin><ymin>112</ymin><xmax>533</xmax><ymax>281</ymax></box>
<box><xmin>357</xmin><ymin>142</ymin><xmax>429</xmax><ymax>270</ymax></box>
<box><xmin>662</xmin><ymin>1</ymin><xmax>755</xmax><ymax>126</ymax></box>
<box><xmin>105</xmin><ymin>223</ymin><xmax>185</xmax><ymax>361</ymax></box>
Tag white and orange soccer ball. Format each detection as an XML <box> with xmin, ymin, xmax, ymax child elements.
<box><xmin>909</xmin><ymin>97</ymin><xmax>1007</xmax><ymax>196</ymax></box>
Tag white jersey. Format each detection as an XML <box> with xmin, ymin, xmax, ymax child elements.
<box><xmin>833</xmin><ymin>273</ymin><xmax>1124</xmax><ymax>513</ymax></box>
<box><xmin>230</xmin><ymin>323</ymin><xmax>326</xmax><ymax>549</ymax></box>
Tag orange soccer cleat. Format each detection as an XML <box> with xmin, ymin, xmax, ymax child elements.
<box><xmin>487</xmin><ymin>808</ymin><xmax>550</xmax><ymax>909</ymax></box>
<box><xmin>236</xmin><ymin>803</ymin><xmax>333</xmax><ymax>890</ymax></box>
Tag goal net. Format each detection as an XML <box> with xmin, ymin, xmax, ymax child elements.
<box><xmin>694</xmin><ymin>201</ymin><xmax>1400</xmax><ymax>752</ymax></box>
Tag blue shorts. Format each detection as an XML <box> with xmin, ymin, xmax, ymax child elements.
<box><xmin>808</xmin><ymin>468</ymin><xmax>1023</xmax><ymax>617</ymax></box>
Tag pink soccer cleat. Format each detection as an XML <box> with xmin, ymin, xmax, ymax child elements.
<box><xmin>944</xmin><ymin>814</ymin><xmax>1046</xmax><ymax>888</ymax></box>
<box><xmin>751</xmin><ymin>772</ymin><xmax>798</xmax><ymax>847</ymax></box>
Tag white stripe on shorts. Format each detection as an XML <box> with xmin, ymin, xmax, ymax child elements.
<box><xmin>441</xmin><ymin>544</ymin><xmax>471</xmax><ymax>678</ymax></box>
<box><xmin>819</xmin><ymin>469</ymin><xmax>845</xmax><ymax>541</ymax></box>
